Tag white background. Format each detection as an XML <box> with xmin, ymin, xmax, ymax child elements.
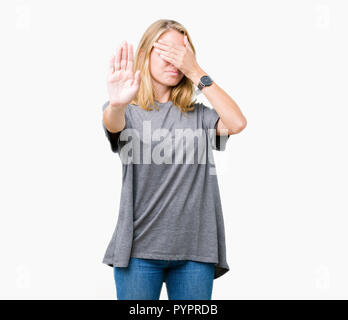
<box><xmin>0</xmin><ymin>0</ymin><xmax>347</xmax><ymax>299</ymax></box>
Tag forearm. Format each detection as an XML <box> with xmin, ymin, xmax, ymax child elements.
<box><xmin>188</xmin><ymin>67</ymin><xmax>247</xmax><ymax>133</ymax></box>
<box><xmin>103</xmin><ymin>102</ymin><xmax>127</xmax><ymax>133</ymax></box>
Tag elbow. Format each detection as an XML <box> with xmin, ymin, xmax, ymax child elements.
<box><xmin>230</xmin><ymin>118</ymin><xmax>247</xmax><ymax>135</ymax></box>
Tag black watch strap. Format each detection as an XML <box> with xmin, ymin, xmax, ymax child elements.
<box><xmin>198</xmin><ymin>81</ymin><xmax>205</xmax><ymax>90</ymax></box>
<box><xmin>198</xmin><ymin>75</ymin><xmax>213</xmax><ymax>90</ymax></box>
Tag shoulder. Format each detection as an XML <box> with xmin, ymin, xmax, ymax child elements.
<box><xmin>190</xmin><ymin>102</ymin><xmax>212</xmax><ymax>114</ymax></box>
<box><xmin>189</xmin><ymin>102</ymin><xmax>217</xmax><ymax>119</ymax></box>
<box><xmin>182</xmin><ymin>101</ymin><xmax>203</xmax><ymax>116</ymax></box>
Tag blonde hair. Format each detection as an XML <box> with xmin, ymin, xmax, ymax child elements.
<box><xmin>130</xmin><ymin>19</ymin><xmax>197</xmax><ymax>115</ymax></box>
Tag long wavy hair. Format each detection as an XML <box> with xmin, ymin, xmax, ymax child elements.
<box><xmin>130</xmin><ymin>19</ymin><xmax>197</xmax><ymax>115</ymax></box>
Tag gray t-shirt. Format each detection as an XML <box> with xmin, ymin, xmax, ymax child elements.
<box><xmin>101</xmin><ymin>100</ymin><xmax>230</xmax><ymax>279</ymax></box>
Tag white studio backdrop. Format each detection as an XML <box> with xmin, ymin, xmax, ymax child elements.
<box><xmin>0</xmin><ymin>0</ymin><xmax>347</xmax><ymax>299</ymax></box>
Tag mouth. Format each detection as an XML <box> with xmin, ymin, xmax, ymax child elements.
<box><xmin>166</xmin><ymin>70</ymin><xmax>180</xmax><ymax>75</ymax></box>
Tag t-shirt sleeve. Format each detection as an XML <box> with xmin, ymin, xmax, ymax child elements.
<box><xmin>199</xmin><ymin>102</ymin><xmax>230</xmax><ymax>151</ymax></box>
<box><xmin>101</xmin><ymin>101</ymin><xmax>128</xmax><ymax>154</ymax></box>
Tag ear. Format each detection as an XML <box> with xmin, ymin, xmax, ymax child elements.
<box><xmin>184</xmin><ymin>35</ymin><xmax>193</xmax><ymax>53</ymax></box>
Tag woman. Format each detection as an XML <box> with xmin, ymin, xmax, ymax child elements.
<box><xmin>102</xmin><ymin>19</ymin><xmax>247</xmax><ymax>300</ymax></box>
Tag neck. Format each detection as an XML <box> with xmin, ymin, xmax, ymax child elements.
<box><xmin>152</xmin><ymin>79</ymin><xmax>172</xmax><ymax>103</ymax></box>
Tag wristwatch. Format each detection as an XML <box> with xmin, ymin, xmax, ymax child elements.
<box><xmin>197</xmin><ymin>75</ymin><xmax>213</xmax><ymax>90</ymax></box>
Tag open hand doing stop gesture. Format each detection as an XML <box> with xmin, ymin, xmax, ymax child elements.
<box><xmin>107</xmin><ymin>41</ymin><xmax>141</xmax><ymax>108</ymax></box>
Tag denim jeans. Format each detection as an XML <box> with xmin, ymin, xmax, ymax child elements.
<box><xmin>113</xmin><ymin>257</ymin><xmax>215</xmax><ymax>300</ymax></box>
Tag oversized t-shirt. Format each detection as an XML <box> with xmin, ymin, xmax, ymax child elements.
<box><xmin>101</xmin><ymin>99</ymin><xmax>231</xmax><ymax>279</ymax></box>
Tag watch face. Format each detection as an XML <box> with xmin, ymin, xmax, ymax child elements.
<box><xmin>201</xmin><ymin>75</ymin><xmax>213</xmax><ymax>86</ymax></box>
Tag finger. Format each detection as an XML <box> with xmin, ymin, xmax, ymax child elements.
<box><xmin>114</xmin><ymin>44</ymin><xmax>122</xmax><ymax>72</ymax></box>
<box><xmin>132</xmin><ymin>69</ymin><xmax>141</xmax><ymax>88</ymax></box>
<box><xmin>121</xmin><ymin>41</ymin><xmax>128</xmax><ymax>70</ymax></box>
<box><xmin>154</xmin><ymin>48</ymin><xmax>176</xmax><ymax>60</ymax></box>
<box><xmin>127</xmin><ymin>43</ymin><xmax>134</xmax><ymax>73</ymax></box>
<box><xmin>109</xmin><ymin>54</ymin><xmax>115</xmax><ymax>75</ymax></box>
<box><xmin>158</xmin><ymin>52</ymin><xmax>175</xmax><ymax>64</ymax></box>
<box><xmin>154</xmin><ymin>41</ymin><xmax>182</xmax><ymax>54</ymax></box>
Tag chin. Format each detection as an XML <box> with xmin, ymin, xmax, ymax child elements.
<box><xmin>166</xmin><ymin>76</ymin><xmax>184</xmax><ymax>86</ymax></box>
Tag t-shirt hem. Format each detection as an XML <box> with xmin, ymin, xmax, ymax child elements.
<box><xmin>102</xmin><ymin>253</ymin><xmax>230</xmax><ymax>280</ymax></box>
<box><xmin>130</xmin><ymin>252</ymin><xmax>219</xmax><ymax>263</ymax></box>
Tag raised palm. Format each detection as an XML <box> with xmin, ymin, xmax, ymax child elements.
<box><xmin>107</xmin><ymin>41</ymin><xmax>141</xmax><ymax>107</ymax></box>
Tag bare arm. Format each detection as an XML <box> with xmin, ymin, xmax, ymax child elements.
<box><xmin>103</xmin><ymin>40</ymin><xmax>140</xmax><ymax>133</ymax></box>
<box><xmin>189</xmin><ymin>67</ymin><xmax>247</xmax><ymax>136</ymax></box>
<box><xmin>103</xmin><ymin>102</ymin><xmax>127</xmax><ymax>133</ymax></box>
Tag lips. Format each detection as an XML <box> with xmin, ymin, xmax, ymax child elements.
<box><xmin>167</xmin><ymin>70</ymin><xmax>179</xmax><ymax>74</ymax></box>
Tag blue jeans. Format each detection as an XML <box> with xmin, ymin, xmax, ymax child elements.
<box><xmin>113</xmin><ymin>257</ymin><xmax>215</xmax><ymax>300</ymax></box>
